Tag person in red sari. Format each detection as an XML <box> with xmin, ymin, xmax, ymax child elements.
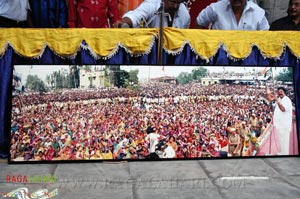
<box><xmin>67</xmin><ymin>0</ymin><xmax>121</xmax><ymax>28</ymax></box>
<box><xmin>45</xmin><ymin>145</ymin><xmax>55</xmax><ymax>160</ymax></box>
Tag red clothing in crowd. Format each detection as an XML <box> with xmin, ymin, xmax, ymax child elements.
<box><xmin>68</xmin><ymin>0</ymin><xmax>121</xmax><ymax>28</ymax></box>
<box><xmin>187</xmin><ymin>0</ymin><xmax>217</xmax><ymax>28</ymax></box>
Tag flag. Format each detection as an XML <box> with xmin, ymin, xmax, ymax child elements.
<box><xmin>261</xmin><ymin>67</ymin><xmax>271</xmax><ymax>77</ymax></box>
<box><xmin>261</xmin><ymin>67</ymin><xmax>268</xmax><ymax>75</ymax></box>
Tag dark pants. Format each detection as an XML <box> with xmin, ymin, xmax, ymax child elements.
<box><xmin>146</xmin><ymin>152</ymin><xmax>160</xmax><ymax>160</ymax></box>
<box><xmin>0</xmin><ymin>16</ymin><xmax>28</xmax><ymax>27</ymax></box>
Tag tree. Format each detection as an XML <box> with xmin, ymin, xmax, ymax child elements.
<box><xmin>46</xmin><ymin>75</ymin><xmax>51</xmax><ymax>87</ymax></box>
<box><xmin>114</xmin><ymin>70</ymin><xmax>129</xmax><ymax>88</ymax></box>
<box><xmin>69</xmin><ymin>65</ymin><xmax>80</xmax><ymax>88</ymax></box>
<box><xmin>105</xmin><ymin>65</ymin><xmax>120</xmax><ymax>87</ymax></box>
<box><xmin>176</xmin><ymin>67</ymin><xmax>208</xmax><ymax>84</ymax></box>
<box><xmin>191</xmin><ymin>67</ymin><xmax>208</xmax><ymax>81</ymax></box>
<box><xmin>104</xmin><ymin>65</ymin><xmax>132</xmax><ymax>88</ymax></box>
<box><xmin>48</xmin><ymin>70</ymin><xmax>69</xmax><ymax>89</ymax></box>
<box><xmin>53</xmin><ymin>71</ymin><xmax>63</xmax><ymax>89</ymax></box>
<box><xmin>176</xmin><ymin>72</ymin><xmax>193</xmax><ymax>84</ymax></box>
<box><xmin>128</xmin><ymin>69</ymin><xmax>139</xmax><ymax>85</ymax></box>
<box><xmin>276</xmin><ymin>67</ymin><xmax>293</xmax><ymax>82</ymax></box>
<box><xmin>26</xmin><ymin>75</ymin><xmax>48</xmax><ymax>93</ymax></box>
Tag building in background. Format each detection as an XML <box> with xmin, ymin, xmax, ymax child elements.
<box><xmin>150</xmin><ymin>76</ymin><xmax>177</xmax><ymax>84</ymax></box>
<box><xmin>79</xmin><ymin>67</ymin><xmax>106</xmax><ymax>89</ymax></box>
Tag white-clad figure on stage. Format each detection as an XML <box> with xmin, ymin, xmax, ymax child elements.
<box><xmin>272</xmin><ymin>87</ymin><xmax>293</xmax><ymax>155</ymax></box>
<box><xmin>265</xmin><ymin>86</ymin><xmax>293</xmax><ymax>155</ymax></box>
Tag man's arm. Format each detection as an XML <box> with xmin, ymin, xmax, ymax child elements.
<box><xmin>115</xmin><ymin>0</ymin><xmax>158</xmax><ymax>28</ymax></box>
<box><xmin>257</xmin><ymin>15</ymin><xmax>270</xmax><ymax>30</ymax></box>
<box><xmin>195</xmin><ymin>5</ymin><xmax>215</xmax><ymax>29</ymax></box>
<box><xmin>265</xmin><ymin>86</ymin><xmax>274</xmax><ymax>102</ymax></box>
<box><xmin>273</xmin><ymin>95</ymin><xmax>286</xmax><ymax>112</ymax></box>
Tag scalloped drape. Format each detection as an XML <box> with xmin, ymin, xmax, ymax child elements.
<box><xmin>163</xmin><ymin>28</ymin><xmax>300</xmax><ymax>61</ymax></box>
<box><xmin>2</xmin><ymin>28</ymin><xmax>300</xmax><ymax>60</ymax></box>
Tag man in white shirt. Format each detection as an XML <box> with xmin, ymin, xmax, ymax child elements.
<box><xmin>272</xmin><ymin>87</ymin><xmax>293</xmax><ymax>155</ymax></box>
<box><xmin>0</xmin><ymin>0</ymin><xmax>31</xmax><ymax>27</ymax></box>
<box><xmin>145</xmin><ymin>126</ymin><xmax>160</xmax><ymax>154</ymax></box>
<box><xmin>196</xmin><ymin>0</ymin><xmax>269</xmax><ymax>30</ymax></box>
<box><xmin>115</xmin><ymin>0</ymin><xmax>190</xmax><ymax>28</ymax></box>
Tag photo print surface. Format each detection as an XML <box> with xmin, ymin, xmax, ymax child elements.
<box><xmin>10</xmin><ymin>65</ymin><xmax>299</xmax><ymax>162</ymax></box>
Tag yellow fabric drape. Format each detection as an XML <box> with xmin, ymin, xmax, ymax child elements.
<box><xmin>163</xmin><ymin>28</ymin><xmax>300</xmax><ymax>60</ymax></box>
<box><xmin>1</xmin><ymin>28</ymin><xmax>300</xmax><ymax>59</ymax></box>
<box><xmin>0</xmin><ymin>28</ymin><xmax>158</xmax><ymax>58</ymax></box>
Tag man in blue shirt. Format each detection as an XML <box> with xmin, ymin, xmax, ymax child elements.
<box><xmin>196</xmin><ymin>0</ymin><xmax>269</xmax><ymax>30</ymax></box>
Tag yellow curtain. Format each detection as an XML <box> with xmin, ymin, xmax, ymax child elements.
<box><xmin>1</xmin><ymin>28</ymin><xmax>300</xmax><ymax>59</ymax></box>
<box><xmin>0</xmin><ymin>28</ymin><xmax>158</xmax><ymax>58</ymax></box>
<box><xmin>163</xmin><ymin>28</ymin><xmax>300</xmax><ymax>60</ymax></box>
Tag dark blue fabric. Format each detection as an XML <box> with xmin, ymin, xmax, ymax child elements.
<box><xmin>294</xmin><ymin>62</ymin><xmax>300</xmax><ymax>148</ymax></box>
<box><xmin>29</xmin><ymin>0</ymin><xmax>68</xmax><ymax>28</ymax></box>
<box><xmin>0</xmin><ymin>47</ymin><xmax>13</xmax><ymax>158</ymax></box>
<box><xmin>0</xmin><ymin>41</ymin><xmax>299</xmax><ymax>158</ymax></box>
<box><xmin>76</xmin><ymin>41</ymin><xmax>158</xmax><ymax>65</ymax></box>
<box><xmin>13</xmin><ymin>40</ymin><xmax>158</xmax><ymax>66</ymax></box>
<box><xmin>13</xmin><ymin>46</ymin><xmax>70</xmax><ymax>65</ymax></box>
<box><xmin>164</xmin><ymin>45</ymin><xmax>272</xmax><ymax>66</ymax></box>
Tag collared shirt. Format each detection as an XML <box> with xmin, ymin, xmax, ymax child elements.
<box><xmin>0</xmin><ymin>0</ymin><xmax>30</xmax><ymax>22</ymax></box>
<box><xmin>274</xmin><ymin>95</ymin><xmax>293</xmax><ymax>130</ymax></box>
<box><xmin>270</xmin><ymin>16</ymin><xmax>300</xmax><ymax>30</ymax></box>
<box><xmin>123</xmin><ymin>0</ymin><xmax>190</xmax><ymax>28</ymax></box>
<box><xmin>196</xmin><ymin>0</ymin><xmax>269</xmax><ymax>30</ymax></box>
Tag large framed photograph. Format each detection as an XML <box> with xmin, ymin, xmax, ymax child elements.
<box><xmin>9</xmin><ymin>65</ymin><xmax>299</xmax><ymax>162</ymax></box>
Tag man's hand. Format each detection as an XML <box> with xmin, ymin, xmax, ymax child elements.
<box><xmin>112</xmin><ymin>20</ymin><xmax>123</xmax><ymax>28</ymax></box>
<box><xmin>266</xmin><ymin>86</ymin><xmax>274</xmax><ymax>101</ymax></box>
<box><xmin>112</xmin><ymin>17</ymin><xmax>133</xmax><ymax>28</ymax></box>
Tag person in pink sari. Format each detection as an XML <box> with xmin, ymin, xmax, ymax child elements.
<box><xmin>257</xmin><ymin>87</ymin><xmax>293</xmax><ymax>156</ymax></box>
<box><xmin>256</xmin><ymin>118</ymin><xmax>281</xmax><ymax>156</ymax></box>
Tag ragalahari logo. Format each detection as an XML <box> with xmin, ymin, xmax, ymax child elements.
<box><xmin>2</xmin><ymin>187</ymin><xmax>58</xmax><ymax>199</ymax></box>
<box><xmin>6</xmin><ymin>175</ymin><xmax>56</xmax><ymax>183</ymax></box>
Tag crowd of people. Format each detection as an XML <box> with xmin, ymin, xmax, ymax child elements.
<box><xmin>3</xmin><ymin>0</ymin><xmax>298</xmax><ymax>160</ymax></box>
<box><xmin>10</xmin><ymin>81</ymin><xmax>295</xmax><ymax>161</ymax></box>
<box><xmin>0</xmin><ymin>0</ymin><xmax>299</xmax><ymax>30</ymax></box>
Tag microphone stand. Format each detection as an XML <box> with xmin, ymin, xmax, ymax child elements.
<box><xmin>144</xmin><ymin>2</ymin><xmax>170</xmax><ymax>65</ymax></box>
<box><xmin>157</xmin><ymin>2</ymin><xmax>164</xmax><ymax>65</ymax></box>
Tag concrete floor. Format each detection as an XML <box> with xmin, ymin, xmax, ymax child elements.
<box><xmin>0</xmin><ymin>157</ymin><xmax>300</xmax><ymax>199</ymax></box>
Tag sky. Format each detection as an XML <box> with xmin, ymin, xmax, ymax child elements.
<box><xmin>14</xmin><ymin>65</ymin><xmax>70</xmax><ymax>85</ymax></box>
<box><xmin>120</xmin><ymin>65</ymin><xmax>285</xmax><ymax>82</ymax></box>
<box><xmin>14</xmin><ymin>65</ymin><xmax>287</xmax><ymax>85</ymax></box>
